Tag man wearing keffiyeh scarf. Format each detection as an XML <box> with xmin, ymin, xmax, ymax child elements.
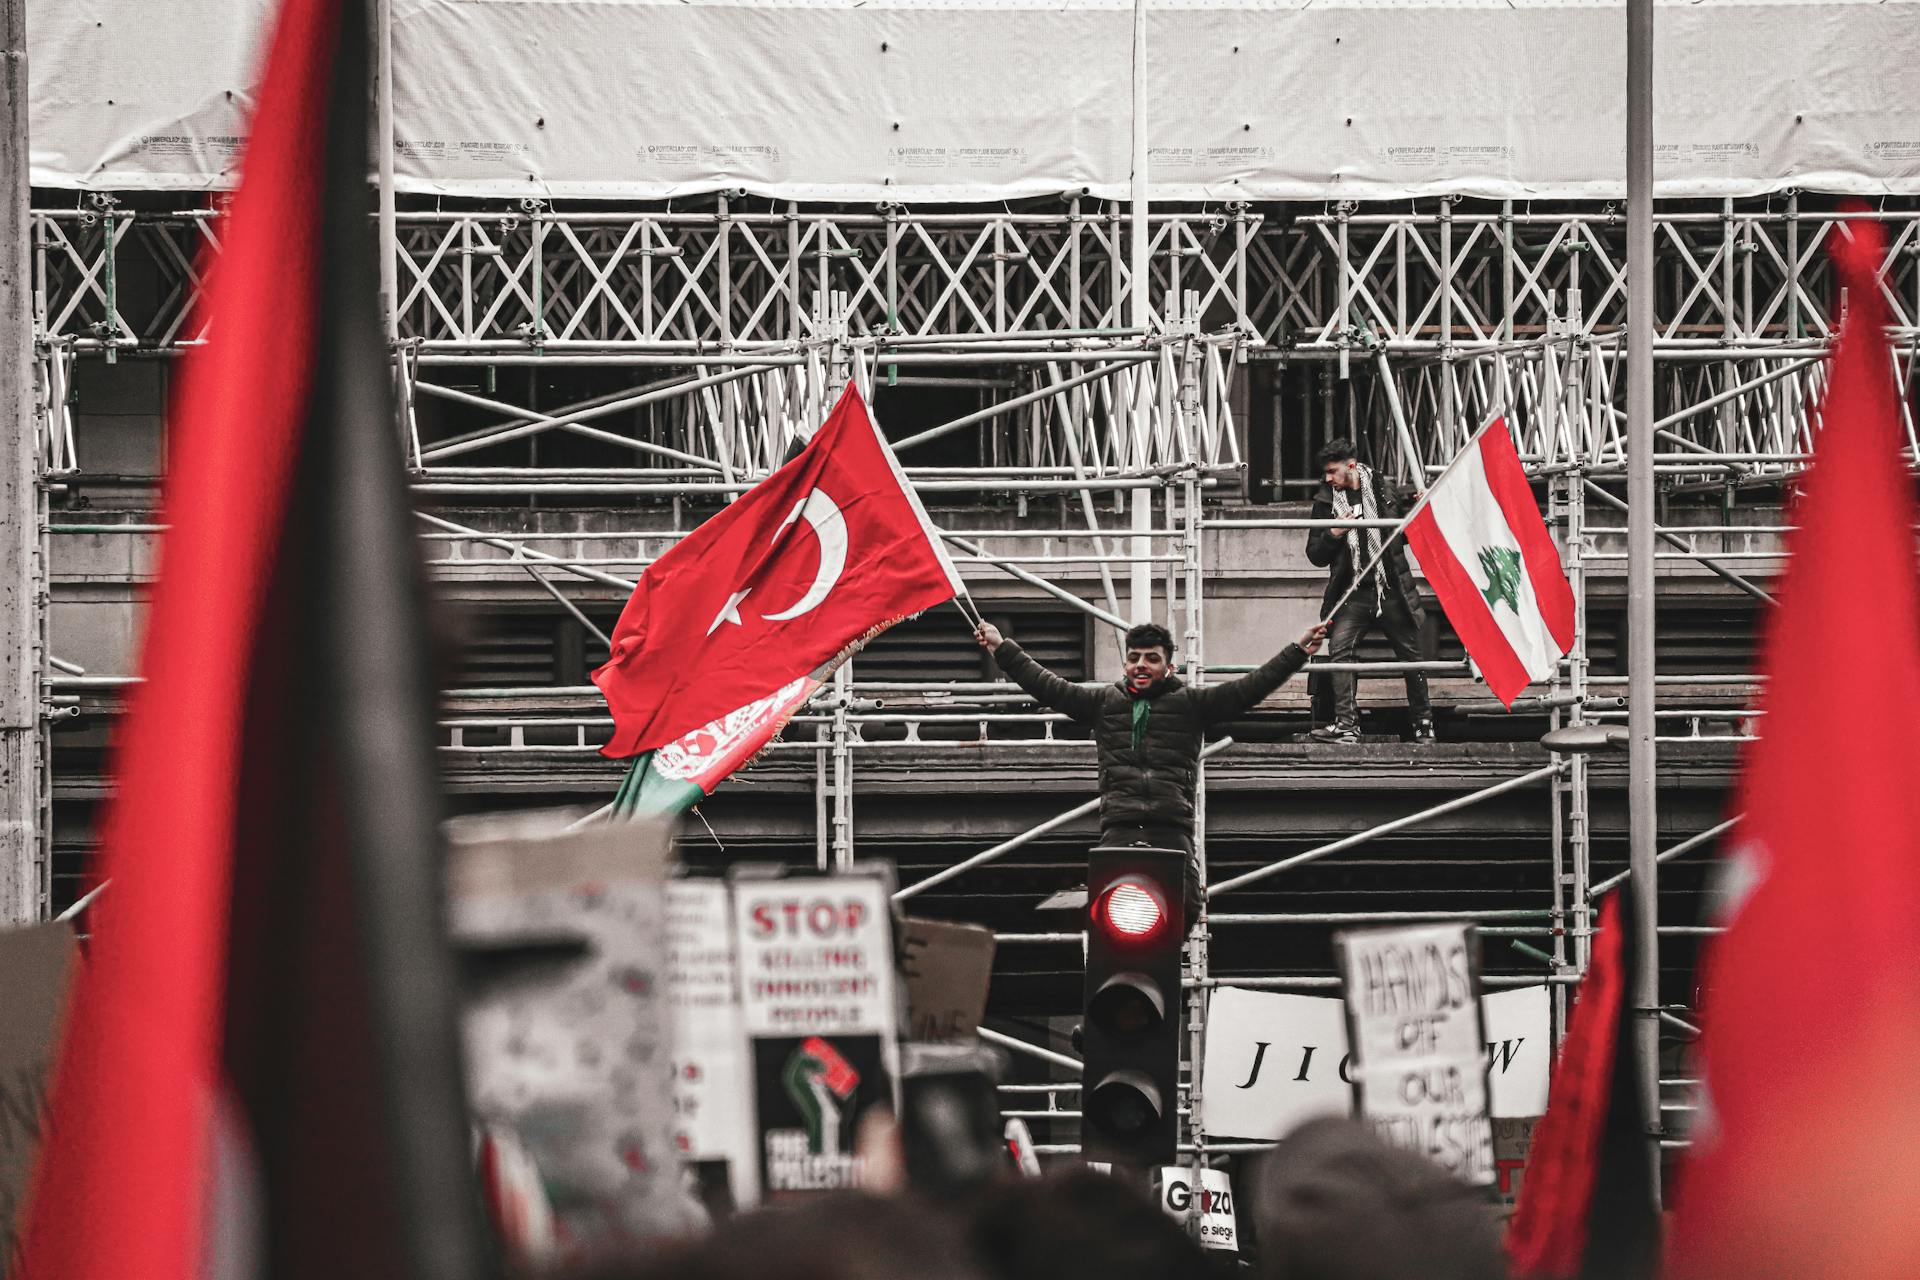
<box><xmin>1305</xmin><ymin>438</ymin><xmax>1434</xmax><ymax>745</ymax></box>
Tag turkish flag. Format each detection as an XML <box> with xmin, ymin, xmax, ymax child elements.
<box><xmin>1667</xmin><ymin>215</ymin><xmax>1920</xmax><ymax>1277</ymax></box>
<box><xmin>593</xmin><ymin>386</ymin><xmax>964</xmax><ymax>758</ymax></box>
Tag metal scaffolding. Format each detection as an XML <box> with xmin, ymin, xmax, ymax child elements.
<box><xmin>27</xmin><ymin>188</ymin><xmax>1918</xmax><ymax>1172</ymax></box>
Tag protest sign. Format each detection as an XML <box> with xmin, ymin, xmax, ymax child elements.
<box><xmin>1004</xmin><ymin>1118</ymin><xmax>1042</xmax><ymax>1177</ymax></box>
<box><xmin>448</xmin><ymin>811</ymin><xmax>705</xmax><ymax>1255</ymax></box>
<box><xmin>666</xmin><ymin>878</ymin><xmax>756</xmax><ymax>1210</ymax></box>
<box><xmin>1199</xmin><ymin>984</ymin><xmax>1549</xmax><ymax>1141</ymax></box>
<box><xmin>1157</xmin><ymin>1166</ymin><xmax>1239</xmax><ymax>1252</ymax></box>
<box><xmin>900</xmin><ymin>916</ymin><xmax>995</xmax><ymax>1043</ymax></box>
<box><xmin>0</xmin><ymin>923</ymin><xmax>77</xmax><ymax>1260</ymax></box>
<box><xmin>1335</xmin><ymin>923</ymin><xmax>1494</xmax><ymax>1185</ymax></box>
<box><xmin>732</xmin><ymin>870</ymin><xmax>900</xmax><ymax>1197</ymax></box>
<box><xmin>1493</xmin><ymin>1115</ymin><xmax>1542</xmax><ymax>1212</ymax></box>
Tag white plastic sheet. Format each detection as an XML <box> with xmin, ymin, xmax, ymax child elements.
<box><xmin>30</xmin><ymin>0</ymin><xmax>1920</xmax><ymax>200</ymax></box>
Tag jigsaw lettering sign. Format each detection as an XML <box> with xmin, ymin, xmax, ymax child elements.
<box><xmin>1199</xmin><ymin>985</ymin><xmax>1548</xmax><ymax>1142</ymax></box>
<box><xmin>1335</xmin><ymin>924</ymin><xmax>1495</xmax><ymax>1185</ymax></box>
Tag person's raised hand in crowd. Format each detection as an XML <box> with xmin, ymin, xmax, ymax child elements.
<box><xmin>974</xmin><ymin>620</ymin><xmax>1004</xmax><ymax>652</ymax></box>
<box><xmin>1300</xmin><ymin>621</ymin><xmax>1330</xmax><ymax>654</ymax></box>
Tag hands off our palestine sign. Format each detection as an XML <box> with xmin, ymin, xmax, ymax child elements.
<box><xmin>1335</xmin><ymin>923</ymin><xmax>1495</xmax><ymax>1185</ymax></box>
<box><xmin>731</xmin><ymin>873</ymin><xmax>900</xmax><ymax>1198</ymax></box>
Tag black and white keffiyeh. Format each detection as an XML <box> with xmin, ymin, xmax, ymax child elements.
<box><xmin>1331</xmin><ymin>463</ymin><xmax>1384</xmax><ymax>609</ymax></box>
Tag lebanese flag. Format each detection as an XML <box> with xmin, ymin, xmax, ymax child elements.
<box><xmin>593</xmin><ymin>385</ymin><xmax>963</xmax><ymax>759</ymax></box>
<box><xmin>14</xmin><ymin>1</ymin><xmax>485</xmax><ymax>1277</ymax></box>
<box><xmin>1404</xmin><ymin>419</ymin><xmax>1575</xmax><ymax>707</ymax></box>
<box><xmin>1506</xmin><ymin>893</ymin><xmax>1659</xmax><ymax>1280</ymax></box>
<box><xmin>1668</xmin><ymin>217</ymin><xmax>1920</xmax><ymax>1277</ymax></box>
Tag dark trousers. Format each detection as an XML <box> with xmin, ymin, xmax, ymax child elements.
<box><xmin>1326</xmin><ymin>588</ymin><xmax>1431</xmax><ymax>726</ymax></box>
<box><xmin>1099</xmin><ymin>823</ymin><xmax>1200</xmax><ymax>934</ymax></box>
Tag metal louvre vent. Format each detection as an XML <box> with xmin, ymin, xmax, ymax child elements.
<box><xmin>1585</xmin><ymin>597</ymin><xmax>1760</xmax><ymax>676</ymax></box>
<box><xmin>448</xmin><ymin>602</ymin><xmax>1092</xmax><ymax>690</ymax></box>
<box><xmin>856</xmin><ymin>603</ymin><xmax>1089</xmax><ymax>683</ymax></box>
<box><xmin>452</xmin><ymin>611</ymin><xmax>565</xmax><ymax>688</ymax></box>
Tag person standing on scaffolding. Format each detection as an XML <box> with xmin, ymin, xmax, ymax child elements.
<box><xmin>973</xmin><ymin>618</ymin><xmax>1328</xmax><ymax>926</ymax></box>
<box><xmin>1306</xmin><ymin>438</ymin><xmax>1436</xmax><ymax>745</ymax></box>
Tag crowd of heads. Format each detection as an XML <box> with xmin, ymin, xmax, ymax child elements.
<box><xmin>570</xmin><ymin>1117</ymin><xmax>1508</xmax><ymax>1280</ymax></box>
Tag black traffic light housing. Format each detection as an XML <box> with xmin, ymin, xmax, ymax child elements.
<box><xmin>1080</xmin><ymin>844</ymin><xmax>1186</xmax><ymax>1166</ymax></box>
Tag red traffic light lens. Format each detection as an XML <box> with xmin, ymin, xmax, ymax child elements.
<box><xmin>1096</xmin><ymin>879</ymin><xmax>1165</xmax><ymax>941</ymax></box>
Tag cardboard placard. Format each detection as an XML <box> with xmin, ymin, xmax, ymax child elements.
<box><xmin>665</xmin><ymin>878</ymin><xmax>756</xmax><ymax>1209</ymax></box>
<box><xmin>448</xmin><ymin>811</ymin><xmax>705</xmax><ymax>1254</ymax></box>
<box><xmin>1493</xmin><ymin>1115</ymin><xmax>1542</xmax><ymax>1212</ymax></box>
<box><xmin>1198</xmin><ymin>985</ymin><xmax>1549</xmax><ymax>1142</ymax></box>
<box><xmin>732</xmin><ymin>872</ymin><xmax>900</xmax><ymax>1197</ymax></box>
<box><xmin>1335</xmin><ymin>924</ymin><xmax>1494</xmax><ymax>1185</ymax></box>
<box><xmin>900</xmin><ymin>917</ymin><xmax>995</xmax><ymax>1043</ymax></box>
<box><xmin>1157</xmin><ymin>1166</ymin><xmax>1239</xmax><ymax>1252</ymax></box>
<box><xmin>0</xmin><ymin>923</ymin><xmax>77</xmax><ymax>1260</ymax></box>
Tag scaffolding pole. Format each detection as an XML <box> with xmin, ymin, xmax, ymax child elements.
<box><xmin>0</xmin><ymin>1</ymin><xmax>38</xmax><ymax>922</ymax></box>
<box><xmin>1128</xmin><ymin>0</ymin><xmax>1153</xmax><ymax>625</ymax></box>
<box><xmin>1625</xmin><ymin>0</ymin><xmax>1665</xmax><ymax>1188</ymax></box>
<box><xmin>374</xmin><ymin>0</ymin><xmax>398</xmax><ymax>345</ymax></box>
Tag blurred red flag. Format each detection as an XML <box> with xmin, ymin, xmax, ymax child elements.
<box><xmin>1668</xmin><ymin>215</ymin><xmax>1920</xmax><ymax>1277</ymax></box>
<box><xmin>14</xmin><ymin>1</ymin><xmax>485</xmax><ymax>1278</ymax></box>
<box><xmin>1506</xmin><ymin>894</ymin><xmax>1657</xmax><ymax>1280</ymax></box>
<box><xmin>592</xmin><ymin>385</ymin><xmax>964</xmax><ymax>759</ymax></box>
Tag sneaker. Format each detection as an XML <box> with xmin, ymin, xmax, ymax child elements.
<box><xmin>1308</xmin><ymin>722</ymin><xmax>1360</xmax><ymax>745</ymax></box>
<box><xmin>1412</xmin><ymin>719</ymin><xmax>1437</xmax><ymax>744</ymax></box>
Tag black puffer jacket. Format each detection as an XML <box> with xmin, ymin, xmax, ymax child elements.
<box><xmin>1306</xmin><ymin>470</ymin><xmax>1426</xmax><ymax>622</ymax></box>
<box><xmin>993</xmin><ymin>640</ymin><xmax>1309</xmax><ymax>835</ymax></box>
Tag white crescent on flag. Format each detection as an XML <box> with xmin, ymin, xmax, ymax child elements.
<box><xmin>703</xmin><ymin>487</ymin><xmax>850</xmax><ymax>635</ymax></box>
<box><xmin>762</xmin><ymin>489</ymin><xmax>848</xmax><ymax>621</ymax></box>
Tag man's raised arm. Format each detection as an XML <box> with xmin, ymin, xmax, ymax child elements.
<box><xmin>975</xmin><ymin>621</ymin><xmax>1101</xmax><ymax>725</ymax></box>
<box><xmin>1196</xmin><ymin>621</ymin><xmax>1330</xmax><ymax>724</ymax></box>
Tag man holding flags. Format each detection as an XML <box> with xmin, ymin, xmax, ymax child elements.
<box><xmin>973</xmin><ymin>616</ymin><xmax>1329</xmax><ymax>924</ymax></box>
<box><xmin>1309</xmin><ymin>423</ymin><xmax>1577</xmax><ymax>733</ymax></box>
<box><xmin>1306</xmin><ymin>439</ymin><xmax>1434</xmax><ymax>745</ymax></box>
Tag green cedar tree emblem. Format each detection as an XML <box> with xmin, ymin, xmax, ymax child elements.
<box><xmin>1477</xmin><ymin>545</ymin><xmax>1524</xmax><ymax>614</ymax></box>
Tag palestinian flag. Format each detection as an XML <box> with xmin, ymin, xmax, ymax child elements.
<box><xmin>14</xmin><ymin>2</ymin><xmax>487</xmax><ymax>1277</ymax></box>
<box><xmin>1506</xmin><ymin>893</ymin><xmax>1659</xmax><ymax>1280</ymax></box>
<box><xmin>1404</xmin><ymin>419</ymin><xmax>1575</xmax><ymax>707</ymax></box>
<box><xmin>610</xmin><ymin>674</ymin><xmax>820</xmax><ymax>819</ymax></box>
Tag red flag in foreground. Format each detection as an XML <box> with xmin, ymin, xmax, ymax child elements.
<box><xmin>1405</xmin><ymin>419</ymin><xmax>1575</xmax><ymax>706</ymax></box>
<box><xmin>1668</xmin><ymin>216</ymin><xmax>1920</xmax><ymax>1278</ymax></box>
<box><xmin>1507</xmin><ymin>894</ymin><xmax>1658</xmax><ymax>1280</ymax></box>
<box><xmin>15</xmin><ymin>2</ymin><xmax>485</xmax><ymax>1278</ymax></box>
<box><xmin>593</xmin><ymin>385</ymin><xmax>964</xmax><ymax>759</ymax></box>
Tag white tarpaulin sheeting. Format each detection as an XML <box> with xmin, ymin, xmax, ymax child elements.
<box><xmin>29</xmin><ymin>0</ymin><xmax>1920</xmax><ymax>201</ymax></box>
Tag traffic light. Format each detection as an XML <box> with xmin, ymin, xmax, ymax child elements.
<box><xmin>1080</xmin><ymin>844</ymin><xmax>1186</xmax><ymax>1165</ymax></box>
